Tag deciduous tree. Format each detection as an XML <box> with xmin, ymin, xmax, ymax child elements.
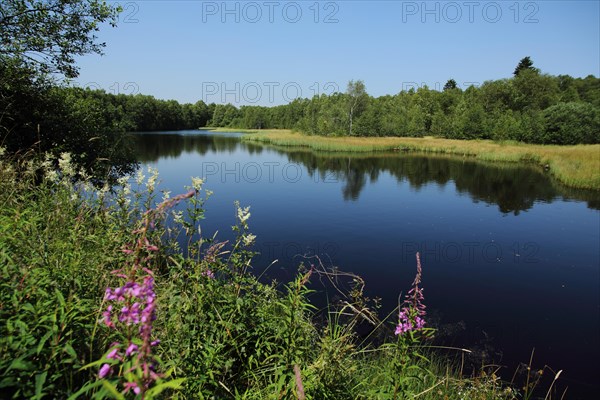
<box><xmin>1</xmin><ymin>0</ymin><xmax>121</xmax><ymax>78</ymax></box>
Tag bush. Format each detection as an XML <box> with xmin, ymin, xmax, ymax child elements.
<box><xmin>0</xmin><ymin>155</ymin><xmax>126</xmax><ymax>398</ymax></box>
<box><xmin>541</xmin><ymin>102</ymin><xmax>600</xmax><ymax>144</ymax></box>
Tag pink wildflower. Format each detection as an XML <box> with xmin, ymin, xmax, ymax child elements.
<box><xmin>202</xmin><ymin>269</ymin><xmax>215</xmax><ymax>279</ymax></box>
<box><xmin>99</xmin><ymin>363</ymin><xmax>112</xmax><ymax>379</ymax></box>
<box><xmin>395</xmin><ymin>253</ymin><xmax>427</xmax><ymax>336</ymax></box>
<box><xmin>125</xmin><ymin>343</ymin><xmax>138</xmax><ymax>357</ymax></box>
<box><xmin>123</xmin><ymin>382</ymin><xmax>141</xmax><ymax>395</ymax></box>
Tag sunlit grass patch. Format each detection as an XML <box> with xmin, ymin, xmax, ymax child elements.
<box><xmin>242</xmin><ymin>130</ymin><xmax>600</xmax><ymax>189</ymax></box>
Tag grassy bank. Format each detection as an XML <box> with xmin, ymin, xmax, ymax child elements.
<box><xmin>0</xmin><ymin>153</ymin><xmax>566</xmax><ymax>399</ymax></box>
<box><xmin>202</xmin><ymin>127</ymin><xmax>261</xmax><ymax>134</ymax></box>
<box><xmin>239</xmin><ymin>129</ymin><xmax>600</xmax><ymax>190</ymax></box>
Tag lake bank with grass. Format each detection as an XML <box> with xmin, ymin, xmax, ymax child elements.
<box><xmin>211</xmin><ymin>128</ymin><xmax>600</xmax><ymax>190</ymax></box>
<box><xmin>2</xmin><ymin>152</ymin><xmax>568</xmax><ymax>399</ymax></box>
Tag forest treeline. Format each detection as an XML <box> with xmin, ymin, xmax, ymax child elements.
<box><xmin>2</xmin><ymin>57</ymin><xmax>599</xmax><ymax>176</ymax></box>
<box><xmin>207</xmin><ymin>59</ymin><xmax>600</xmax><ymax>145</ymax></box>
<box><xmin>26</xmin><ymin>60</ymin><xmax>600</xmax><ymax>149</ymax></box>
<box><xmin>212</xmin><ymin>71</ymin><xmax>600</xmax><ymax>145</ymax></box>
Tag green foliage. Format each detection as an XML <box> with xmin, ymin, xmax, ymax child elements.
<box><xmin>207</xmin><ymin>64</ymin><xmax>599</xmax><ymax>145</ymax></box>
<box><xmin>0</xmin><ymin>155</ymin><xmax>127</xmax><ymax>398</ymax></box>
<box><xmin>0</xmin><ymin>60</ymin><xmax>138</xmax><ymax>184</ymax></box>
<box><xmin>443</xmin><ymin>79</ymin><xmax>458</xmax><ymax>91</ymax></box>
<box><xmin>513</xmin><ymin>56</ymin><xmax>538</xmax><ymax>77</ymax></box>
<box><xmin>347</xmin><ymin>80</ymin><xmax>368</xmax><ymax>136</ymax></box>
<box><xmin>0</xmin><ymin>0</ymin><xmax>121</xmax><ymax>78</ymax></box>
<box><xmin>157</xmin><ymin>198</ymin><xmax>318</xmax><ymax>398</ymax></box>
<box><xmin>542</xmin><ymin>102</ymin><xmax>600</xmax><ymax>144</ymax></box>
<box><xmin>1</xmin><ymin>1</ymin><xmax>209</xmax><ymax>182</ymax></box>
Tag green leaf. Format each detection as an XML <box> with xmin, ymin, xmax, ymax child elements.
<box><xmin>37</xmin><ymin>330</ymin><xmax>54</xmax><ymax>355</ymax></box>
<box><xmin>101</xmin><ymin>380</ymin><xmax>125</xmax><ymax>400</ymax></box>
<box><xmin>145</xmin><ymin>378</ymin><xmax>186</xmax><ymax>397</ymax></box>
<box><xmin>34</xmin><ymin>371</ymin><xmax>47</xmax><ymax>399</ymax></box>
<box><xmin>67</xmin><ymin>379</ymin><xmax>104</xmax><ymax>400</ymax></box>
<box><xmin>0</xmin><ymin>376</ymin><xmax>17</xmax><ymax>389</ymax></box>
<box><xmin>79</xmin><ymin>358</ymin><xmax>112</xmax><ymax>371</ymax></box>
<box><xmin>8</xmin><ymin>357</ymin><xmax>33</xmax><ymax>371</ymax></box>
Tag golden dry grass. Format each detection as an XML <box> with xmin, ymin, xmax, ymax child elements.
<box><xmin>240</xmin><ymin>129</ymin><xmax>600</xmax><ymax>189</ymax></box>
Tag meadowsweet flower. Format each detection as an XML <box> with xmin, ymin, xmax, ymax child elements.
<box><xmin>191</xmin><ymin>176</ymin><xmax>204</xmax><ymax>191</ymax></box>
<box><xmin>78</xmin><ymin>168</ymin><xmax>89</xmax><ymax>181</ymax></box>
<box><xmin>44</xmin><ymin>168</ymin><xmax>59</xmax><ymax>182</ymax></box>
<box><xmin>117</xmin><ymin>175</ymin><xmax>130</xmax><ymax>187</ymax></box>
<box><xmin>97</xmin><ymin>183</ymin><xmax>110</xmax><ymax>200</ymax></box>
<box><xmin>58</xmin><ymin>152</ymin><xmax>75</xmax><ymax>177</ymax></box>
<box><xmin>135</xmin><ymin>168</ymin><xmax>146</xmax><ymax>185</ymax></box>
<box><xmin>237</xmin><ymin>205</ymin><xmax>251</xmax><ymax>224</ymax></box>
<box><xmin>242</xmin><ymin>233</ymin><xmax>256</xmax><ymax>246</ymax></box>
<box><xmin>172</xmin><ymin>210</ymin><xmax>184</xmax><ymax>225</ymax></box>
<box><xmin>147</xmin><ymin>167</ymin><xmax>159</xmax><ymax>192</ymax></box>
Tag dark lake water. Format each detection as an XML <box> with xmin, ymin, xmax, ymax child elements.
<box><xmin>134</xmin><ymin>130</ymin><xmax>600</xmax><ymax>397</ymax></box>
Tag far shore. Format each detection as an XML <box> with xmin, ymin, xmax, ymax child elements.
<box><xmin>203</xmin><ymin>127</ymin><xmax>600</xmax><ymax>190</ymax></box>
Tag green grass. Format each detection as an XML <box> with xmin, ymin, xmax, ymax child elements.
<box><xmin>202</xmin><ymin>127</ymin><xmax>261</xmax><ymax>134</ymax></box>
<box><xmin>241</xmin><ymin>129</ymin><xmax>600</xmax><ymax>190</ymax></box>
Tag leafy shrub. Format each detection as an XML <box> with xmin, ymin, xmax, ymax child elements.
<box><xmin>542</xmin><ymin>102</ymin><xmax>600</xmax><ymax>144</ymax></box>
<box><xmin>0</xmin><ymin>155</ymin><xmax>125</xmax><ymax>398</ymax></box>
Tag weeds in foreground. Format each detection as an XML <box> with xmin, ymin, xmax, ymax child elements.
<box><xmin>0</xmin><ymin>150</ymin><xmax>567</xmax><ymax>399</ymax></box>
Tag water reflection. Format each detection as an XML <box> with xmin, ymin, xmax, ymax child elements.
<box><xmin>134</xmin><ymin>131</ymin><xmax>599</xmax><ymax>396</ymax></box>
<box><xmin>135</xmin><ymin>131</ymin><xmax>599</xmax><ymax>214</ymax></box>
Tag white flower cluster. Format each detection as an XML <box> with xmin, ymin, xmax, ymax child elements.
<box><xmin>237</xmin><ymin>205</ymin><xmax>251</xmax><ymax>225</ymax></box>
<box><xmin>58</xmin><ymin>152</ymin><xmax>76</xmax><ymax>179</ymax></box>
<box><xmin>191</xmin><ymin>176</ymin><xmax>204</xmax><ymax>192</ymax></box>
<box><xmin>146</xmin><ymin>166</ymin><xmax>159</xmax><ymax>192</ymax></box>
<box><xmin>172</xmin><ymin>210</ymin><xmax>184</xmax><ymax>225</ymax></box>
<box><xmin>242</xmin><ymin>233</ymin><xmax>256</xmax><ymax>247</ymax></box>
<box><xmin>135</xmin><ymin>169</ymin><xmax>146</xmax><ymax>186</ymax></box>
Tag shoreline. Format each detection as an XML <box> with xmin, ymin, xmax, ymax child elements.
<box><xmin>208</xmin><ymin>128</ymin><xmax>600</xmax><ymax>190</ymax></box>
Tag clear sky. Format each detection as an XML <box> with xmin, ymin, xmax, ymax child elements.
<box><xmin>73</xmin><ymin>0</ymin><xmax>600</xmax><ymax>105</ymax></box>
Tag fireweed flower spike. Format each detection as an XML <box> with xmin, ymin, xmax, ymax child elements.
<box><xmin>99</xmin><ymin>190</ymin><xmax>196</xmax><ymax>395</ymax></box>
<box><xmin>395</xmin><ymin>252</ymin><xmax>427</xmax><ymax>336</ymax></box>
<box><xmin>201</xmin><ymin>269</ymin><xmax>215</xmax><ymax>279</ymax></box>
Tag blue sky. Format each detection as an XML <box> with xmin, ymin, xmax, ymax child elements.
<box><xmin>73</xmin><ymin>1</ymin><xmax>600</xmax><ymax>105</ymax></box>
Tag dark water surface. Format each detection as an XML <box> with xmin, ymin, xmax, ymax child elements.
<box><xmin>135</xmin><ymin>130</ymin><xmax>599</xmax><ymax>397</ymax></box>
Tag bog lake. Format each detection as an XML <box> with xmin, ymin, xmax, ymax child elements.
<box><xmin>134</xmin><ymin>130</ymin><xmax>599</xmax><ymax>395</ymax></box>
